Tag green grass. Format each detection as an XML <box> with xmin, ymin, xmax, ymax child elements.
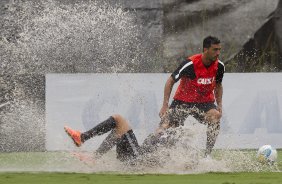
<box><xmin>0</xmin><ymin>150</ymin><xmax>281</xmax><ymax>184</ymax></box>
<box><xmin>1</xmin><ymin>172</ymin><xmax>282</xmax><ymax>184</ymax></box>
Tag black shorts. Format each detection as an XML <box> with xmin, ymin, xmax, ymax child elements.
<box><xmin>116</xmin><ymin>129</ymin><xmax>140</xmax><ymax>162</ymax></box>
<box><xmin>116</xmin><ymin>130</ymin><xmax>172</xmax><ymax>165</ymax></box>
<box><xmin>163</xmin><ymin>100</ymin><xmax>217</xmax><ymax>127</ymax></box>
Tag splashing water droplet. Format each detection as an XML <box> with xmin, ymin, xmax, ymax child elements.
<box><xmin>0</xmin><ymin>0</ymin><xmax>162</xmax><ymax>152</ymax></box>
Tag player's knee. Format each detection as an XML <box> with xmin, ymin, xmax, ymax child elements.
<box><xmin>112</xmin><ymin>114</ymin><xmax>131</xmax><ymax>135</ymax></box>
<box><xmin>214</xmin><ymin>111</ymin><xmax>221</xmax><ymax>121</ymax></box>
<box><xmin>112</xmin><ymin>114</ymin><xmax>123</xmax><ymax>121</ymax></box>
<box><xmin>112</xmin><ymin>114</ymin><xmax>127</xmax><ymax>125</ymax></box>
<box><xmin>206</xmin><ymin>109</ymin><xmax>221</xmax><ymax>123</ymax></box>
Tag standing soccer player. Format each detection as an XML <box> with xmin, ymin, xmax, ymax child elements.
<box><xmin>158</xmin><ymin>36</ymin><xmax>225</xmax><ymax>156</ymax></box>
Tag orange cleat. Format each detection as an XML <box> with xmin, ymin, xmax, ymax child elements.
<box><xmin>64</xmin><ymin>126</ymin><xmax>82</xmax><ymax>147</ymax></box>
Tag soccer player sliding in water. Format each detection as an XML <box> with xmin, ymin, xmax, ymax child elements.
<box><xmin>64</xmin><ymin>113</ymin><xmax>180</xmax><ymax>166</ymax></box>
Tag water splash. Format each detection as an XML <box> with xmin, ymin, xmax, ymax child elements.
<box><xmin>92</xmin><ymin>126</ymin><xmax>280</xmax><ymax>173</ymax></box>
<box><xmin>1</xmin><ymin>0</ymin><xmax>160</xmax><ymax>74</ymax></box>
<box><xmin>0</xmin><ymin>0</ymin><xmax>279</xmax><ymax>174</ymax></box>
<box><xmin>0</xmin><ymin>0</ymin><xmax>161</xmax><ymax>152</ymax></box>
<box><xmin>0</xmin><ymin>125</ymin><xmax>279</xmax><ymax>173</ymax></box>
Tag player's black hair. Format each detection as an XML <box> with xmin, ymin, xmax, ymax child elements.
<box><xmin>203</xmin><ymin>36</ymin><xmax>220</xmax><ymax>49</ymax></box>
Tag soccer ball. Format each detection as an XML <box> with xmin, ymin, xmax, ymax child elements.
<box><xmin>256</xmin><ymin>145</ymin><xmax>278</xmax><ymax>164</ymax></box>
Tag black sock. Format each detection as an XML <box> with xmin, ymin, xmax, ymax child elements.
<box><xmin>81</xmin><ymin>116</ymin><xmax>116</xmax><ymax>142</ymax></box>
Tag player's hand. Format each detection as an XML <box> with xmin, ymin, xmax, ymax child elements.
<box><xmin>155</xmin><ymin>121</ymin><xmax>169</xmax><ymax>135</ymax></box>
<box><xmin>159</xmin><ymin>104</ymin><xmax>168</xmax><ymax>118</ymax></box>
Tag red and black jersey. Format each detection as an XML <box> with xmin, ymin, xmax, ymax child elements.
<box><xmin>171</xmin><ymin>53</ymin><xmax>225</xmax><ymax>103</ymax></box>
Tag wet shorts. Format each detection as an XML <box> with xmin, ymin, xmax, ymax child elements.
<box><xmin>116</xmin><ymin>129</ymin><xmax>140</xmax><ymax>162</ymax></box>
<box><xmin>163</xmin><ymin>100</ymin><xmax>217</xmax><ymax>127</ymax></box>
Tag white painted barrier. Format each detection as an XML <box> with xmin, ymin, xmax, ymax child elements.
<box><xmin>46</xmin><ymin>73</ymin><xmax>282</xmax><ymax>150</ymax></box>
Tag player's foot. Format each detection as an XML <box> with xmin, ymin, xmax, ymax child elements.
<box><xmin>204</xmin><ymin>148</ymin><xmax>212</xmax><ymax>158</ymax></box>
<box><xmin>64</xmin><ymin>126</ymin><xmax>83</xmax><ymax>147</ymax></box>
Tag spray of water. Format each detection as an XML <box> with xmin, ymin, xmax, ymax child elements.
<box><xmin>1</xmin><ymin>0</ymin><xmax>160</xmax><ymax>74</ymax></box>
<box><xmin>0</xmin><ymin>122</ymin><xmax>279</xmax><ymax>173</ymax></box>
<box><xmin>0</xmin><ymin>0</ymin><xmax>279</xmax><ymax>173</ymax></box>
<box><xmin>93</xmin><ymin>125</ymin><xmax>280</xmax><ymax>174</ymax></box>
<box><xmin>0</xmin><ymin>0</ymin><xmax>161</xmax><ymax>152</ymax></box>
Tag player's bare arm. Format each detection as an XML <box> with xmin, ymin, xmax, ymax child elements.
<box><xmin>214</xmin><ymin>82</ymin><xmax>223</xmax><ymax>117</ymax></box>
<box><xmin>159</xmin><ymin>76</ymin><xmax>175</xmax><ymax>118</ymax></box>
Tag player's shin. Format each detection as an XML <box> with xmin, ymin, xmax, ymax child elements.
<box><xmin>81</xmin><ymin>116</ymin><xmax>116</xmax><ymax>142</ymax></box>
<box><xmin>205</xmin><ymin>122</ymin><xmax>220</xmax><ymax>156</ymax></box>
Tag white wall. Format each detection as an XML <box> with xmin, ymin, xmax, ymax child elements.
<box><xmin>46</xmin><ymin>73</ymin><xmax>282</xmax><ymax>150</ymax></box>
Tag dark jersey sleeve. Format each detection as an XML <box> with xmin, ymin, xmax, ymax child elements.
<box><xmin>171</xmin><ymin>59</ymin><xmax>196</xmax><ymax>82</ymax></box>
<box><xmin>216</xmin><ymin>61</ymin><xmax>225</xmax><ymax>83</ymax></box>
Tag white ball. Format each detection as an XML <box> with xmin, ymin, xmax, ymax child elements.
<box><xmin>257</xmin><ymin>145</ymin><xmax>278</xmax><ymax>164</ymax></box>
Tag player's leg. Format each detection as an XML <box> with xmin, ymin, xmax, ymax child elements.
<box><xmin>190</xmin><ymin>103</ymin><xmax>221</xmax><ymax>156</ymax></box>
<box><xmin>204</xmin><ymin>109</ymin><xmax>221</xmax><ymax>156</ymax></box>
<box><xmin>158</xmin><ymin>100</ymin><xmax>190</xmax><ymax>132</ymax></box>
<box><xmin>94</xmin><ymin>115</ymin><xmax>133</xmax><ymax>159</ymax></box>
<box><xmin>205</xmin><ymin>121</ymin><xmax>220</xmax><ymax>156</ymax></box>
<box><xmin>94</xmin><ymin>130</ymin><xmax>118</xmax><ymax>158</ymax></box>
<box><xmin>205</xmin><ymin>108</ymin><xmax>221</xmax><ymax>125</ymax></box>
<box><xmin>64</xmin><ymin>114</ymin><xmax>131</xmax><ymax>147</ymax></box>
<box><xmin>82</xmin><ymin>114</ymin><xmax>131</xmax><ymax>141</ymax></box>
<box><xmin>116</xmin><ymin>129</ymin><xmax>140</xmax><ymax>163</ymax></box>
